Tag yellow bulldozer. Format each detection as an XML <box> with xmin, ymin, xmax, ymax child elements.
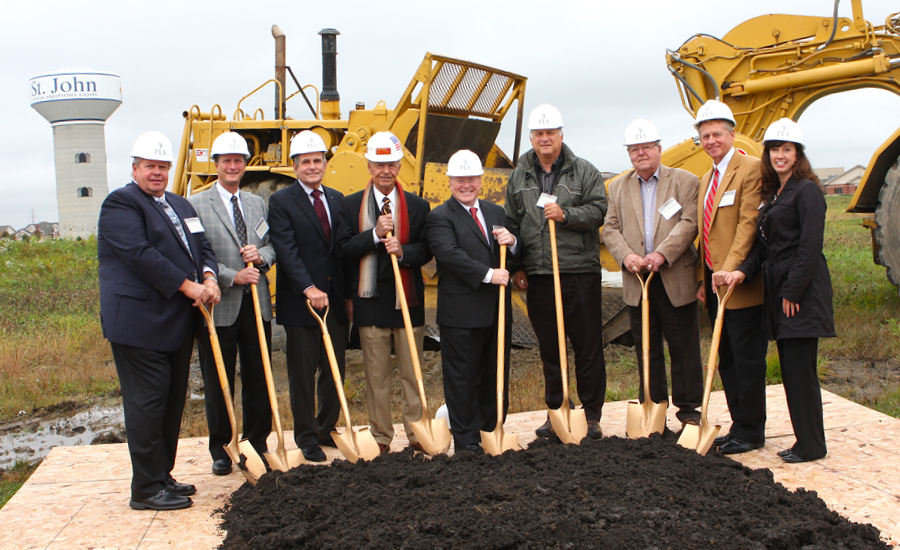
<box><xmin>661</xmin><ymin>0</ymin><xmax>900</xmax><ymax>287</ymax></box>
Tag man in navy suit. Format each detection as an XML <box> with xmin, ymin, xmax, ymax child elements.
<box><xmin>98</xmin><ymin>131</ymin><xmax>219</xmax><ymax>511</ymax></box>
<box><xmin>425</xmin><ymin>150</ymin><xmax>517</xmax><ymax>454</ymax></box>
<box><xmin>268</xmin><ymin>130</ymin><xmax>350</xmax><ymax>463</ymax></box>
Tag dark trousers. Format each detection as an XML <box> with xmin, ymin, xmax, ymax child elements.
<box><xmin>197</xmin><ymin>294</ymin><xmax>272</xmax><ymax>462</ymax></box>
<box><xmin>527</xmin><ymin>273</ymin><xmax>606</xmax><ymax>421</ymax></box>
<box><xmin>440</xmin><ymin>322</ymin><xmax>511</xmax><ymax>448</ymax></box>
<box><xmin>285</xmin><ymin>318</ymin><xmax>346</xmax><ymax>448</ymax></box>
<box><xmin>705</xmin><ymin>269</ymin><xmax>768</xmax><ymax>444</ymax></box>
<box><xmin>628</xmin><ymin>274</ymin><xmax>703</xmax><ymax>422</ymax></box>
<box><xmin>777</xmin><ymin>337</ymin><xmax>827</xmax><ymax>459</ymax></box>
<box><xmin>111</xmin><ymin>334</ymin><xmax>193</xmax><ymax>501</ymax></box>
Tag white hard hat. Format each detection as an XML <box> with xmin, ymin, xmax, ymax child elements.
<box><xmin>290</xmin><ymin>130</ymin><xmax>327</xmax><ymax>158</ymax></box>
<box><xmin>527</xmin><ymin>103</ymin><xmax>564</xmax><ymax>130</ymax></box>
<box><xmin>446</xmin><ymin>150</ymin><xmax>483</xmax><ymax>177</ymax></box>
<box><xmin>130</xmin><ymin>131</ymin><xmax>175</xmax><ymax>163</ymax></box>
<box><xmin>763</xmin><ymin>118</ymin><xmax>805</xmax><ymax>147</ymax></box>
<box><xmin>211</xmin><ymin>132</ymin><xmax>250</xmax><ymax>160</ymax></box>
<box><xmin>365</xmin><ymin>131</ymin><xmax>404</xmax><ymax>162</ymax></box>
<box><xmin>623</xmin><ymin>118</ymin><xmax>661</xmax><ymax>146</ymax></box>
<box><xmin>693</xmin><ymin>100</ymin><xmax>736</xmax><ymax>131</ymax></box>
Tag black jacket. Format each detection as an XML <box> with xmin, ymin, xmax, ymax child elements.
<box><xmin>738</xmin><ymin>176</ymin><xmax>836</xmax><ymax>340</ymax></box>
<box><xmin>335</xmin><ymin>188</ymin><xmax>432</xmax><ymax>328</ymax></box>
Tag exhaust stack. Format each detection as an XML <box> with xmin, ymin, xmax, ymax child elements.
<box><xmin>272</xmin><ymin>25</ymin><xmax>286</xmax><ymax>119</ymax></box>
<box><xmin>318</xmin><ymin>28</ymin><xmax>341</xmax><ymax>120</ymax></box>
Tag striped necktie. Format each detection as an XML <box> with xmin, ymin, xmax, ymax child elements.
<box><xmin>702</xmin><ymin>168</ymin><xmax>720</xmax><ymax>269</ymax></box>
<box><xmin>158</xmin><ymin>198</ymin><xmax>191</xmax><ymax>256</ymax></box>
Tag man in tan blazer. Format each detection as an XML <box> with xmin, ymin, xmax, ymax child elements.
<box><xmin>603</xmin><ymin>118</ymin><xmax>703</xmax><ymax>430</ymax></box>
<box><xmin>694</xmin><ymin>100</ymin><xmax>768</xmax><ymax>454</ymax></box>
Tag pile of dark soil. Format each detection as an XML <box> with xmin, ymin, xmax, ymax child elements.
<box><xmin>218</xmin><ymin>436</ymin><xmax>888</xmax><ymax>549</ymax></box>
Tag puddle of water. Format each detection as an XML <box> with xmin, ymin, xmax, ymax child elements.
<box><xmin>0</xmin><ymin>403</ymin><xmax>125</xmax><ymax>469</ymax></box>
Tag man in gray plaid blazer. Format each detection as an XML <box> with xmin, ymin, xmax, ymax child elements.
<box><xmin>189</xmin><ymin>132</ymin><xmax>276</xmax><ymax>476</ymax></box>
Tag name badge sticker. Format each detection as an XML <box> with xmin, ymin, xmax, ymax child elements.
<box><xmin>658</xmin><ymin>198</ymin><xmax>682</xmax><ymax>220</ymax></box>
<box><xmin>718</xmin><ymin>190</ymin><xmax>736</xmax><ymax>208</ymax></box>
<box><xmin>536</xmin><ymin>193</ymin><xmax>558</xmax><ymax>208</ymax></box>
<box><xmin>184</xmin><ymin>217</ymin><xmax>205</xmax><ymax>233</ymax></box>
<box><xmin>255</xmin><ymin>218</ymin><xmax>269</xmax><ymax>239</ymax></box>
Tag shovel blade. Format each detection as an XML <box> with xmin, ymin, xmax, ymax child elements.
<box><xmin>333</xmin><ymin>427</ymin><xmax>381</xmax><ymax>463</ymax></box>
<box><xmin>625</xmin><ymin>400</ymin><xmax>668</xmax><ymax>439</ymax></box>
<box><xmin>548</xmin><ymin>406</ymin><xmax>588</xmax><ymax>445</ymax></box>
<box><xmin>263</xmin><ymin>450</ymin><xmax>288</xmax><ymax>472</ymax></box>
<box><xmin>409</xmin><ymin>417</ymin><xmax>452</xmax><ymax>456</ymax></box>
<box><xmin>677</xmin><ymin>421</ymin><xmax>721</xmax><ymax>455</ymax></box>
<box><xmin>223</xmin><ymin>440</ymin><xmax>266</xmax><ymax>485</ymax></box>
<box><xmin>480</xmin><ymin>428</ymin><xmax>521</xmax><ymax>456</ymax></box>
<box><xmin>284</xmin><ymin>449</ymin><xmax>307</xmax><ymax>469</ymax></box>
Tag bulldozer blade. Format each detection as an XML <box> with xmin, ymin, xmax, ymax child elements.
<box><xmin>333</xmin><ymin>427</ymin><xmax>381</xmax><ymax>463</ymax></box>
<box><xmin>548</xmin><ymin>406</ymin><xmax>588</xmax><ymax>445</ymax></box>
<box><xmin>625</xmin><ymin>400</ymin><xmax>668</xmax><ymax>439</ymax></box>
<box><xmin>480</xmin><ymin>428</ymin><xmax>520</xmax><ymax>456</ymax></box>
<box><xmin>677</xmin><ymin>419</ymin><xmax>721</xmax><ymax>455</ymax></box>
<box><xmin>409</xmin><ymin>417</ymin><xmax>452</xmax><ymax>456</ymax></box>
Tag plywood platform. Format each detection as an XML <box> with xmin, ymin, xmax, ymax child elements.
<box><xmin>1</xmin><ymin>386</ymin><xmax>897</xmax><ymax>549</ymax></box>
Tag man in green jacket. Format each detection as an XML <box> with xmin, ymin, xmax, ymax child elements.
<box><xmin>506</xmin><ymin>103</ymin><xmax>608</xmax><ymax>440</ymax></box>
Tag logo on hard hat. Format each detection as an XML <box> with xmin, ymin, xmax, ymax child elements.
<box><xmin>461</xmin><ymin>159</ymin><xmax>470</xmax><ymax>170</ymax></box>
<box><xmin>376</xmin><ymin>148</ymin><xmax>392</xmax><ymax>155</ymax></box>
<box><xmin>156</xmin><ymin>142</ymin><xmax>167</xmax><ymax>155</ymax></box>
<box><xmin>636</xmin><ymin>128</ymin><xmax>646</xmax><ymax>139</ymax></box>
<box><xmin>390</xmin><ymin>135</ymin><xmax>401</xmax><ymax>151</ymax></box>
<box><xmin>539</xmin><ymin>113</ymin><xmax>549</xmax><ymax>125</ymax></box>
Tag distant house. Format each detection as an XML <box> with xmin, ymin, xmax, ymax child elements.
<box><xmin>823</xmin><ymin>165</ymin><xmax>865</xmax><ymax>196</ymax></box>
<box><xmin>12</xmin><ymin>222</ymin><xmax>60</xmax><ymax>241</ymax></box>
<box><xmin>0</xmin><ymin>224</ymin><xmax>15</xmax><ymax>238</ymax></box>
<box><xmin>813</xmin><ymin>167</ymin><xmax>844</xmax><ymax>184</ymax></box>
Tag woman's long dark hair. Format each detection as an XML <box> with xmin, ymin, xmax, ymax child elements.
<box><xmin>760</xmin><ymin>140</ymin><xmax>821</xmax><ymax>200</ymax></box>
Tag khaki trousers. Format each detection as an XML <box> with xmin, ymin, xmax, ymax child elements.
<box><xmin>358</xmin><ymin>325</ymin><xmax>424</xmax><ymax>445</ymax></box>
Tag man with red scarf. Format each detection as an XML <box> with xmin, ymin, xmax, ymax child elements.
<box><xmin>335</xmin><ymin>131</ymin><xmax>432</xmax><ymax>454</ymax></box>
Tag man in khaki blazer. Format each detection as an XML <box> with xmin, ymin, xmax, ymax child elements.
<box><xmin>694</xmin><ymin>100</ymin><xmax>768</xmax><ymax>454</ymax></box>
<box><xmin>603</xmin><ymin>118</ymin><xmax>703</xmax><ymax>429</ymax></box>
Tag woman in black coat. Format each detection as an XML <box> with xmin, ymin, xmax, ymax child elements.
<box><xmin>714</xmin><ymin>118</ymin><xmax>835</xmax><ymax>463</ymax></box>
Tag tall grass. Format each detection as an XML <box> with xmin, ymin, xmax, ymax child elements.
<box><xmin>0</xmin><ymin>238</ymin><xmax>117</xmax><ymax>421</ymax></box>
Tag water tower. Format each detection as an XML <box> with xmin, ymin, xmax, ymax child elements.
<box><xmin>29</xmin><ymin>69</ymin><xmax>122</xmax><ymax>239</ymax></box>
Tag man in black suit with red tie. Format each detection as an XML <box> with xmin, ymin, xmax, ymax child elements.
<box><xmin>425</xmin><ymin>150</ymin><xmax>517</xmax><ymax>455</ymax></box>
<box><xmin>267</xmin><ymin>130</ymin><xmax>350</xmax><ymax>463</ymax></box>
<box><xmin>98</xmin><ymin>131</ymin><xmax>220</xmax><ymax>511</ymax></box>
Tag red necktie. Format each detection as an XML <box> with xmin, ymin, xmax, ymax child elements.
<box><xmin>702</xmin><ymin>168</ymin><xmax>720</xmax><ymax>269</ymax></box>
<box><xmin>470</xmin><ymin>207</ymin><xmax>487</xmax><ymax>241</ymax></box>
<box><xmin>311</xmin><ymin>189</ymin><xmax>331</xmax><ymax>244</ymax></box>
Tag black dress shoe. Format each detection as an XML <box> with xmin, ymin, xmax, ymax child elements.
<box><xmin>714</xmin><ymin>433</ymin><xmax>733</xmax><ymax>447</ymax></box>
<box><xmin>718</xmin><ymin>438</ymin><xmax>764</xmax><ymax>455</ymax></box>
<box><xmin>586</xmin><ymin>420</ymin><xmax>603</xmax><ymax>440</ymax></box>
<box><xmin>459</xmin><ymin>443</ymin><xmax>485</xmax><ymax>455</ymax></box>
<box><xmin>130</xmin><ymin>490</ymin><xmax>192</xmax><ymax>511</ymax></box>
<box><xmin>777</xmin><ymin>448</ymin><xmax>792</xmax><ymax>458</ymax></box>
<box><xmin>318</xmin><ymin>434</ymin><xmax>337</xmax><ymax>448</ymax></box>
<box><xmin>165</xmin><ymin>477</ymin><xmax>196</xmax><ymax>496</ymax></box>
<box><xmin>536</xmin><ymin>418</ymin><xmax>554</xmax><ymax>438</ymax></box>
<box><xmin>301</xmin><ymin>444</ymin><xmax>327</xmax><ymax>462</ymax></box>
<box><xmin>212</xmin><ymin>458</ymin><xmax>232</xmax><ymax>476</ymax></box>
<box><xmin>781</xmin><ymin>450</ymin><xmax>824</xmax><ymax>463</ymax></box>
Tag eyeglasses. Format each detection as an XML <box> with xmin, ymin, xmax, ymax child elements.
<box><xmin>627</xmin><ymin>144</ymin><xmax>658</xmax><ymax>155</ymax></box>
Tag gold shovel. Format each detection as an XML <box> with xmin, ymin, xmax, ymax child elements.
<box><xmin>546</xmin><ymin>219</ymin><xmax>588</xmax><ymax>444</ymax></box>
<box><xmin>480</xmin><ymin>244</ymin><xmax>521</xmax><ymax>455</ymax></box>
<box><xmin>249</xmin><ymin>263</ymin><xmax>306</xmax><ymax>471</ymax></box>
<box><xmin>306</xmin><ymin>300</ymin><xmax>381</xmax><ymax>462</ymax></box>
<box><xmin>678</xmin><ymin>285</ymin><xmax>733</xmax><ymax>455</ymax></box>
<box><xmin>197</xmin><ymin>303</ymin><xmax>267</xmax><ymax>484</ymax></box>
<box><xmin>385</xmin><ymin>227</ymin><xmax>451</xmax><ymax>455</ymax></box>
<box><xmin>625</xmin><ymin>271</ymin><xmax>668</xmax><ymax>438</ymax></box>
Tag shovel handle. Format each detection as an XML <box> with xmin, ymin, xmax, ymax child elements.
<box><xmin>307</xmin><ymin>300</ymin><xmax>356</xmax><ymax>435</ymax></box>
<box><xmin>699</xmin><ymin>285</ymin><xmax>734</xmax><ymax>424</ymax></box>
<box><xmin>198</xmin><ymin>304</ymin><xmax>241</xmax><ymax>451</ymax></box>
<box><xmin>549</xmin><ymin>220</ymin><xmax>570</xmax><ymax>405</ymax></box>
<box><xmin>495</xmin><ymin>244</ymin><xmax>507</xmax><ymax>431</ymax></box>
<box><xmin>634</xmin><ymin>271</ymin><xmax>655</xmax><ymax>405</ymax></box>
<box><xmin>248</xmin><ymin>263</ymin><xmax>290</xmax><ymax>462</ymax></box>
<box><xmin>385</xmin><ymin>230</ymin><xmax>431</xmax><ymax>418</ymax></box>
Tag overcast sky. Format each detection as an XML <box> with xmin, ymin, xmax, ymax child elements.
<box><xmin>2</xmin><ymin>0</ymin><xmax>898</xmax><ymax>229</ymax></box>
